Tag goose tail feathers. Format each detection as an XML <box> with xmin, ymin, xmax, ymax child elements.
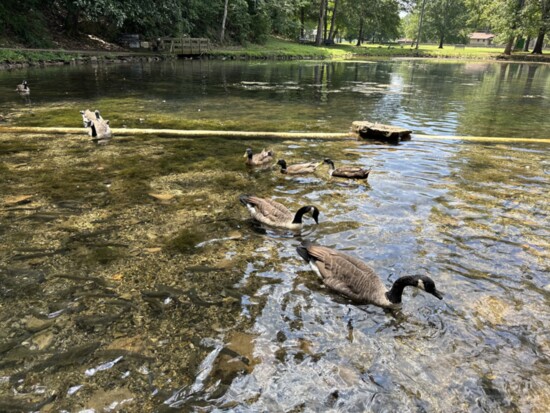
<box><xmin>296</xmin><ymin>243</ymin><xmax>314</xmax><ymax>263</ymax></box>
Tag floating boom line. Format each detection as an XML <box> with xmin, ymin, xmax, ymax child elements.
<box><xmin>0</xmin><ymin>126</ymin><xmax>549</xmax><ymax>143</ymax></box>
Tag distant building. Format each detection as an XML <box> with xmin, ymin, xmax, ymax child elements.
<box><xmin>468</xmin><ymin>32</ymin><xmax>495</xmax><ymax>46</ymax></box>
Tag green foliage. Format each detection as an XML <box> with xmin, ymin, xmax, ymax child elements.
<box><xmin>0</xmin><ymin>0</ymin><xmax>547</xmax><ymax>51</ymax></box>
<box><xmin>0</xmin><ymin>0</ymin><xmax>52</xmax><ymax>47</ymax></box>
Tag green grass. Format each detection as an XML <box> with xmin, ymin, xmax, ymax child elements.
<box><xmin>210</xmin><ymin>37</ymin><xmax>351</xmax><ymax>59</ymax></box>
<box><xmin>1</xmin><ymin>36</ymin><xmax>546</xmax><ymax>64</ymax></box>
<box><xmin>210</xmin><ymin>38</ymin><xmax>547</xmax><ymax>61</ymax></box>
<box><xmin>0</xmin><ymin>49</ymin><xmax>81</xmax><ymax>63</ymax></box>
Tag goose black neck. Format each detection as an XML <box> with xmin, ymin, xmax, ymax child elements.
<box><xmin>385</xmin><ymin>275</ymin><xmax>419</xmax><ymax>304</ymax></box>
<box><xmin>292</xmin><ymin>206</ymin><xmax>311</xmax><ymax>224</ymax></box>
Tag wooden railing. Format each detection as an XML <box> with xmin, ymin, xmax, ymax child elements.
<box><xmin>159</xmin><ymin>37</ymin><xmax>210</xmax><ymax>55</ymax></box>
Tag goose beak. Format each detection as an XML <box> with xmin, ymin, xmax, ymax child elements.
<box><xmin>432</xmin><ymin>289</ymin><xmax>444</xmax><ymax>300</ymax></box>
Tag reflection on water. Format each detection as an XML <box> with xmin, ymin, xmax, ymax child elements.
<box><xmin>0</xmin><ymin>61</ymin><xmax>549</xmax><ymax>411</ymax></box>
<box><xmin>0</xmin><ymin>60</ymin><xmax>549</xmax><ymax>137</ymax></box>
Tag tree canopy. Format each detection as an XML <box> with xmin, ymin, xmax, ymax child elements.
<box><xmin>0</xmin><ymin>0</ymin><xmax>547</xmax><ymax>54</ymax></box>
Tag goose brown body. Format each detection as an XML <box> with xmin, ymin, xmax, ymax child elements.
<box><xmin>277</xmin><ymin>159</ymin><xmax>321</xmax><ymax>175</ymax></box>
<box><xmin>296</xmin><ymin>244</ymin><xmax>443</xmax><ymax>308</ymax></box>
<box><xmin>240</xmin><ymin>195</ymin><xmax>319</xmax><ymax>229</ymax></box>
<box><xmin>244</xmin><ymin>148</ymin><xmax>274</xmax><ymax>166</ymax></box>
<box><xmin>15</xmin><ymin>81</ymin><xmax>30</xmax><ymax>95</ymax></box>
<box><xmin>324</xmin><ymin>159</ymin><xmax>370</xmax><ymax>180</ymax></box>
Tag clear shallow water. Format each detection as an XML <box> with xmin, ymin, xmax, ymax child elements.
<box><xmin>1</xmin><ymin>59</ymin><xmax>549</xmax><ymax>137</ymax></box>
<box><xmin>0</xmin><ymin>61</ymin><xmax>549</xmax><ymax>412</ymax></box>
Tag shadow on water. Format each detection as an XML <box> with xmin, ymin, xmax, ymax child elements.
<box><xmin>0</xmin><ymin>61</ymin><xmax>549</xmax><ymax>412</ymax></box>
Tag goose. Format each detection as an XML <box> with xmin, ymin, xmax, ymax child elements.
<box><xmin>296</xmin><ymin>243</ymin><xmax>443</xmax><ymax>309</ymax></box>
<box><xmin>15</xmin><ymin>80</ymin><xmax>30</xmax><ymax>95</ymax></box>
<box><xmin>244</xmin><ymin>148</ymin><xmax>274</xmax><ymax>166</ymax></box>
<box><xmin>239</xmin><ymin>195</ymin><xmax>319</xmax><ymax>229</ymax></box>
<box><xmin>277</xmin><ymin>159</ymin><xmax>322</xmax><ymax>175</ymax></box>
<box><xmin>323</xmin><ymin>158</ymin><xmax>371</xmax><ymax>180</ymax></box>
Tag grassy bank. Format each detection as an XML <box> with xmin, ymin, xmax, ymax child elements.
<box><xmin>1</xmin><ymin>37</ymin><xmax>548</xmax><ymax>67</ymax></box>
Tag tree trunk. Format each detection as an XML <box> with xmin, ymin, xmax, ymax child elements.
<box><xmin>503</xmin><ymin>36</ymin><xmax>515</xmax><ymax>55</ymax></box>
<box><xmin>324</xmin><ymin>0</ymin><xmax>329</xmax><ymax>42</ymax></box>
<box><xmin>438</xmin><ymin>34</ymin><xmax>444</xmax><ymax>49</ymax></box>
<box><xmin>328</xmin><ymin>0</ymin><xmax>339</xmax><ymax>42</ymax></box>
<box><xmin>356</xmin><ymin>20</ymin><xmax>364</xmax><ymax>47</ymax></box>
<box><xmin>300</xmin><ymin>7</ymin><xmax>305</xmax><ymax>39</ymax></box>
<box><xmin>415</xmin><ymin>0</ymin><xmax>427</xmax><ymax>51</ymax></box>
<box><xmin>220</xmin><ymin>0</ymin><xmax>229</xmax><ymax>43</ymax></box>
<box><xmin>523</xmin><ymin>35</ymin><xmax>530</xmax><ymax>51</ymax></box>
<box><xmin>531</xmin><ymin>28</ymin><xmax>546</xmax><ymax>54</ymax></box>
<box><xmin>315</xmin><ymin>0</ymin><xmax>326</xmax><ymax>46</ymax></box>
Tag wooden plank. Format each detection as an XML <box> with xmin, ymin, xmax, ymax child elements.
<box><xmin>351</xmin><ymin>121</ymin><xmax>412</xmax><ymax>144</ymax></box>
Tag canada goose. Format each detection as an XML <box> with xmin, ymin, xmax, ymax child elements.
<box><xmin>15</xmin><ymin>80</ymin><xmax>30</xmax><ymax>95</ymax></box>
<box><xmin>277</xmin><ymin>159</ymin><xmax>322</xmax><ymax>175</ymax></box>
<box><xmin>80</xmin><ymin>109</ymin><xmax>112</xmax><ymax>142</ymax></box>
<box><xmin>244</xmin><ymin>148</ymin><xmax>274</xmax><ymax>166</ymax></box>
<box><xmin>323</xmin><ymin>158</ymin><xmax>371</xmax><ymax>180</ymax></box>
<box><xmin>296</xmin><ymin>243</ymin><xmax>443</xmax><ymax>308</ymax></box>
<box><xmin>239</xmin><ymin>195</ymin><xmax>320</xmax><ymax>229</ymax></box>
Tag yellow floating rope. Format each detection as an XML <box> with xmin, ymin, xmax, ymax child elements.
<box><xmin>0</xmin><ymin>126</ymin><xmax>549</xmax><ymax>143</ymax></box>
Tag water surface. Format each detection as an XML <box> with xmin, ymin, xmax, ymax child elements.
<box><xmin>0</xmin><ymin>60</ymin><xmax>549</xmax><ymax>412</ymax></box>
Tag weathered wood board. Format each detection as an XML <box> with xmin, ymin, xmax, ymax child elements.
<box><xmin>351</xmin><ymin>121</ymin><xmax>412</xmax><ymax>144</ymax></box>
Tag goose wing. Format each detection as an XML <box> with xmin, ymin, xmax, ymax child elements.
<box><xmin>245</xmin><ymin>196</ymin><xmax>293</xmax><ymax>222</ymax></box>
<box><xmin>305</xmin><ymin>245</ymin><xmax>388</xmax><ymax>304</ymax></box>
<box><xmin>333</xmin><ymin>167</ymin><xmax>370</xmax><ymax>179</ymax></box>
<box><xmin>286</xmin><ymin>162</ymin><xmax>320</xmax><ymax>174</ymax></box>
<box><xmin>252</xmin><ymin>149</ymin><xmax>274</xmax><ymax>164</ymax></box>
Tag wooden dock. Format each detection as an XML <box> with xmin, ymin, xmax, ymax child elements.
<box><xmin>159</xmin><ymin>37</ymin><xmax>210</xmax><ymax>55</ymax></box>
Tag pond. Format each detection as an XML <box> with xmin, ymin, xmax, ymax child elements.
<box><xmin>0</xmin><ymin>60</ymin><xmax>549</xmax><ymax>412</ymax></box>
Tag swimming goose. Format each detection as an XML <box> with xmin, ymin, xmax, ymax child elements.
<box><xmin>296</xmin><ymin>243</ymin><xmax>443</xmax><ymax>308</ymax></box>
<box><xmin>239</xmin><ymin>195</ymin><xmax>319</xmax><ymax>229</ymax></box>
<box><xmin>323</xmin><ymin>158</ymin><xmax>371</xmax><ymax>180</ymax></box>
<box><xmin>15</xmin><ymin>80</ymin><xmax>30</xmax><ymax>95</ymax></box>
<box><xmin>277</xmin><ymin>159</ymin><xmax>322</xmax><ymax>175</ymax></box>
<box><xmin>244</xmin><ymin>148</ymin><xmax>274</xmax><ymax>166</ymax></box>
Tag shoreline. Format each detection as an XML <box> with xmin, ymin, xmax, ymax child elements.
<box><xmin>1</xmin><ymin>47</ymin><xmax>549</xmax><ymax>71</ymax></box>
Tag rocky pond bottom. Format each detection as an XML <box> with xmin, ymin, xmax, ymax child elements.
<box><xmin>0</xmin><ymin>131</ymin><xmax>548</xmax><ymax>412</ymax></box>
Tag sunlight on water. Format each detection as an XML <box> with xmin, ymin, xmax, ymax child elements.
<box><xmin>0</xmin><ymin>60</ymin><xmax>549</xmax><ymax>412</ymax></box>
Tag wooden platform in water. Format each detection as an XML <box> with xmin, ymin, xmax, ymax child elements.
<box><xmin>351</xmin><ymin>121</ymin><xmax>412</xmax><ymax>144</ymax></box>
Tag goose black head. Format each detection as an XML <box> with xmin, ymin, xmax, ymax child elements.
<box><xmin>309</xmin><ymin>206</ymin><xmax>320</xmax><ymax>224</ymax></box>
<box><xmin>323</xmin><ymin>158</ymin><xmax>335</xmax><ymax>168</ymax></box>
<box><xmin>277</xmin><ymin>159</ymin><xmax>287</xmax><ymax>169</ymax></box>
<box><xmin>244</xmin><ymin>148</ymin><xmax>253</xmax><ymax>158</ymax></box>
<box><xmin>22</xmin><ymin>80</ymin><xmax>28</xmax><ymax>88</ymax></box>
<box><xmin>416</xmin><ymin>275</ymin><xmax>443</xmax><ymax>300</ymax></box>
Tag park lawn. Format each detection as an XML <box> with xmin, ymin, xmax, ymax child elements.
<box><xmin>209</xmin><ymin>37</ymin><xmax>351</xmax><ymax>59</ymax></box>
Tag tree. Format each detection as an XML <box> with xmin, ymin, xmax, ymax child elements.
<box><xmin>315</xmin><ymin>0</ymin><xmax>327</xmax><ymax>45</ymax></box>
<box><xmin>531</xmin><ymin>0</ymin><xmax>550</xmax><ymax>53</ymax></box>
<box><xmin>424</xmin><ymin>0</ymin><xmax>468</xmax><ymax>48</ymax></box>
<box><xmin>221</xmin><ymin>0</ymin><xmax>229</xmax><ymax>42</ymax></box>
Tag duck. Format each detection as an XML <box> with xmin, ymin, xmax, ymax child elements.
<box><xmin>323</xmin><ymin>158</ymin><xmax>371</xmax><ymax>180</ymax></box>
<box><xmin>239</xmin><ymin>195</ymin><xmax>320</xmax><ymax>229</ymax></box>
<box><xmin>296</xmin><ymin>243</ymin><xmax>443</xmax><ymax>309</ymax></box>
<box><xmin>244</xmin><ymin>148</ymin><xmax>274</xmax><ymax>166</ymax></box>
<box><xmin>277</xmin><ymin>159</ymin><xmax>322</xmax><ymax>175</ymax></box>
<box><xmin>15</xmin><ymin>80</ymin><xmax>30</xmax><ymax>95</ymax></box>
